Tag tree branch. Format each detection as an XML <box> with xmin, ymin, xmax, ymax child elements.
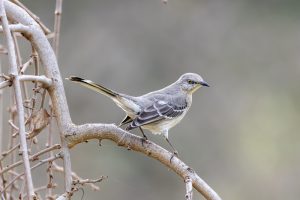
<box><xmin>10</xmin><ymin>0</ymin><xmax>51</xmax><ymax>34</ymax></box>
<box><xmin>0</xmin><ymin>144</ymin><xmax>61</xmax><ymax>176</ymax></box>
<box><xmin>52</xmin><ymin>163</ymin><xmax>102</xmax><ymax>191</ymax></box>
<box><xmin>19</xmin><ymin>75</ymin><xmax>52</xmax><ymax>88</ymax></box>
<box><xmin>0</xmin><ymin>80</ymin><xmax>11</xmax><ymax>89</ymax></box>
<box><xmin>4</xmin><ymin>1</ymin><xmax>73</xmax><ymax>194</ymax></box>
<box><xmin>52</xmin><ymin>0</ymin><xmax>63</xmax><ymax>57</ymax></box>
<box><xmin>65</xmin><ymin>123</ymin><xmax>222</xmax><ymax>200</ymax></box>
<box><xmin>1</xmin><ymin>152</ymin><xmax>63</xmax><ymax>195</ymax></box>
<box><xmin>185</xmin><ymin>176</ymin><xmax>193</xmax><ymax>200</ymax></box>
<box><xmin>0</xmin><ymin>1</ymin><xmax>35</xmax><ymax>198</ymax></box>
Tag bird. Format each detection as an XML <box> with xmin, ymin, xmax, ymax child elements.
<box><xmin>66</xmin><ymin>73</ymin><xmax>209</xmax><ymax>156</ymax></box>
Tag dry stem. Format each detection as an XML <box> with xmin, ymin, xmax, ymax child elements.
<box><xmin>53</xmin><ymin>0</ymin><xmax>63</xmax><ymax>56</ymax></box>
<box><xmin>0</xmin><ymin>144</ymin><xmax>61</xmax><ymax>175</ymax></box>
<box><xmin>0</xmin><ymin>0</ymin><xmax>35</xmax><ymax>198</ymax></box>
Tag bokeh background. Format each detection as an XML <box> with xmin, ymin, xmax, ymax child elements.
<box><xmin>3</xmin><ymin>0</ymin><xmax>300</xmax><ymax>199</ymax></box>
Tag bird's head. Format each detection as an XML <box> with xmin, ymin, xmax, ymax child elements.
<box><xmin>177</xmin><ymin>73</ymin><xmax>209</xmax><ymax>93</ymax></box>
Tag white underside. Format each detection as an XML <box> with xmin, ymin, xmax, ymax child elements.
<box><xmin>141</xmin><ymin>112</ymin><xmax>186</xmax><ymax>138</ymax></box>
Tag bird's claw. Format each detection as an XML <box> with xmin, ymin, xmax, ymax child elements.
<box><xmin>169</xmin><ymin>151</ymin><xmax>179</xmax><ymax>163</ymax></box>
<box><xmin>141</xmin><ymin>136</ymin><xmax>148</xmax><ymax>147</ymax></box>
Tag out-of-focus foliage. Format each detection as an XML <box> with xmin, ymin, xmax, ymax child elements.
<box><xmin>14</xmin><ymin>0</ymin><xmax>300</xmax><ymax>199</ymax></box>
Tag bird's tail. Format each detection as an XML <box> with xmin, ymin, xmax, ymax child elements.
<box><xmin>66</xmin><ymin>76</ymin><xmax>118</xmax><ymax>98</ymax></box>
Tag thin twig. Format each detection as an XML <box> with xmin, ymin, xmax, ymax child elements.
<box><xmin>0</xmin><ymin>144</ymin><xmax>61</xmax><ymax>175</ymax></box>
<box><xmin>0</xmin><ymin>80</ymin><xmax>11</xmax><ymax>89</ymax></box>
<box><xmin>23</xmin><ymin>184</ymin><xmax>57</xmax><ymax>200</ymax></box>
<box><xmin>30</xmin><ymin>48</ymin><xmax>40</xmax><ymax>115</ymax></box>
<box><xmin>8</xmin><ymin>119</ymin><xmax>19</xmax><ymax>131</ymax></box>
<box><xmin>53</xmin><ymin>163</ymin><xmax>101</xmax><ymax>191</ymax></box>
<box><xmin>0</xmin><ymin>23</ymin><xmax>30</xmax><ymax>33</ymax></box>
<box><xmin>72</xmin><ymin>176</ymin><xmax>107</xmax><ymax>186</ymax></box>
<box><xmin>12</xmin><ymin>32</ymin><xmax>30</xmax><ymax>116</ymax></box>
<box><xmin>1</xmin><ymin>152</ymin><xmax>63</xmax><ymax>195</ymax></box>
<box><xmin>20</xmin><ymin>56</ymin><xmax>34</xmax><ymax>74</ymax></box>
<box><xmin>10</xmin><ymin>0</ymin><xmax>51</xmax><ymax>34</ymax></box>
<box><xmin>46</xmin><ymin>104</ymin><xmax>54</xmax><ymax>198</ymax></box>
<box><xmin>0</xmin><ymin>1</ymin><xmax>35</xmax><ymax>198</ymax></box>
<box><xmin>53</xmin><ymin>0</ymin><xmax>63</xmax><ymax>57</ymax></box>
<box><xmin>19</xmin><ymin>75</ymin><xmax>52</xmax><ymax>88</ymax></box>
<box><xmin>6</xmin><ymin>89</ymin><xmax>16</xmax><ymax>199</ymax></box>
<box><xmin>0</xmin><ymin>143</ymin><xmax>20</xmax><ymax>161</ymax></box>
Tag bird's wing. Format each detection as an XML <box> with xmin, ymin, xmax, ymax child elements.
<box><xmin>127</xmin><ymin>98</ymin><xmax>187</xmax><ymax>130</ymax></box>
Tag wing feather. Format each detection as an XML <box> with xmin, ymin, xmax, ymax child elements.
<box><xmin>127</xmin><ymin>99</ymin><xmax>187</xmax><ymax>130</ymax></box>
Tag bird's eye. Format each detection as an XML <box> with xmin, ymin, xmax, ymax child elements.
<box><xmin>187</xmin><ymin>80</ymin><xmax>194</xmax><ymax>84</ymax></box>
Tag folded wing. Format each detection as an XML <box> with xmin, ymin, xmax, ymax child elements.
<box><xmin>127</xmin><ymin>99</ymin><xmax>187</xmax><ymax>130</ymax></box>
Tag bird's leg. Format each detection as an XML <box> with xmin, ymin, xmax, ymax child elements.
<box><xmin>162</xmin><ymin>130</ymin><xmax>178</xmax><ymax>162</ymax></box>
<box><xmin>138</xmin><ymin>127</ymin><xmax>148</xmax><ymax>147</ymax></box>
<box><xmin>138</xmin><ymin>127</ymin><xmax>148</xmax><ymax>140</ymax></box>
<box><xmin>165</xmin><ymin>137</ymin><xmax>179</xmax><ymax>162</ymax></box>
<box><xmin>165</xmin><ymin>137</ymin><xmax>178</xmax><ymax>155</ymax></box>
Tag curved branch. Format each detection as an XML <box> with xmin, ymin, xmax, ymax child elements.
<box><xmin>4</xmin><ymin>0</ymin><xmax>73</xmax><ymax>193</ymax></box>
<box><xmin>19</xmin><ymin>75</ymin><xmax>52</xmax><ymax>88</ymax></box>
<box><xmin>65</xmin><ymin>123</ymin><xmax>222</xmax><ymax>200</ymax></box>
<box><xmin>0</xmin><ymin>0</ymin><xmax>35</xmax><ymax>198</ymax></box>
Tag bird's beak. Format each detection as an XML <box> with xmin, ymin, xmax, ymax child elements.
<box><xmin>199</xmin><ymin>81</ymin><xmax>209</xmax><ymax>87</ymax></box>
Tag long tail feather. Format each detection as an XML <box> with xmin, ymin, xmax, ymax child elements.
<box><xmin>66</xmin><ymin>76</ymin><xmax>118</xmax><ymax>98</ymax></box>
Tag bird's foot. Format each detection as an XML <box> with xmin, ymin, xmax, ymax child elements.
<box><xmin>141</xmin><ymin>136</ymin><xmax>148</xmax><ymax>147</ymax></box>
<box><xmin>170</xmin><ymin>151</ymin><xmax>179</xmax><ymax>163</ymax></box>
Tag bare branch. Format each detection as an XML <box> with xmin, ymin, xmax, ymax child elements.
<box><xmin>20</xmin><ymin>56</ymin><xmax>34</xmax><ymax>74</ymax></box>
<box><xmin>0</xmin><ymin>144</ymin><xmax>61</xmax><ymax>175</ymax></box>
<box><xmin>53</xmin><ymin>163</ymin><xmax>101</xmax><ymax>191</ymax></box>
<box><xmin>53</xmin><ymin>0</ymin><xmax>63</xmax><ymax>56</ymax></box>
<box><xmin>0</xmin><ymin>143</ymin><xmax>20</xmax><ymax>161</ymax></box>
<box><xmin>4</xmin><ymin>1</ymin><xmax>73</xmax><ymax>193</ymax></box>
<box><xmin>19</xmin><ymin>75</ymin><xmax>52</xmax><ymax>88</ymax></box>
<box><xmin>185</xmin><ymin>176</ymin><xmax>193</xmax><ymax>200</ymax></box>
<box><xmin>0</xmin><ymin>23</ymin><xmax>30</xmax><ymax>33</ymax></box>
<box><xmin>0</xmin><ymin>1</ymin><xmax>35</xmax><ymax>198</ymax></box>
<box><xmin>1</xmin><ymin>152</ymin><xmax>63</xmax><ymax>195</ymax></box>
<box><xmin>0</xmin><ymin>80</ymin><xmax>11</xmax><ymax>89</ymax></box>
<box><xmin>10</xmin><ymin>0</ymin><xmax>51</xmax><ymax>34</ymax></box>
<box><xmin>1</xmin><ymin>75</ymin><xmax>49</xmax><ymax>89</ymax></box>
<box><xmin>64</xmin><ymin>124</ymin><xmax>222</xmax><ymax>200</ymax></box>
<box><xmin>72</xmin><ymin>176</ymin><xmax>107</xmax><ymax>186</ymax></box>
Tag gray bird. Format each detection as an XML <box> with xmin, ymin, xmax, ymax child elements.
<box><xmin>67</xmin><ymin>73</ymin><xmax>209</xmax><ymax>155</ymax></box>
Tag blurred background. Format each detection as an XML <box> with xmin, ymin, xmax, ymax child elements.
<box><xmin>3</xmin><ymin>0</ymin><xmax>300</xmax><ymax>199</ymax></box>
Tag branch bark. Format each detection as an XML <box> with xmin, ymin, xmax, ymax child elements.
<box><xmin>3</xmin><ymin>1</ymin><xmax>222</xmax><ymax>199</ymax></box>
<box><xmin>65</xmin><ymin>123</ymin><xmax>222</xmax><ymax>200</ymax></box>
<box><xmin>19</xmin><ymin>75</ymin><xmax>52</xmax><ymax>88</ymax></box>
<box><xmin>0</xmin><ymin>1</ymin><xmax>35</xmax><ymax>198</ymax></box>
<box><xmin>4</xmin><ymin>2</ymin><xmax>73</xmax><ymax>194</ymax></box>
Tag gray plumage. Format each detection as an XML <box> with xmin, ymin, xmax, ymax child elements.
<box><xmin>67</xmin><ymin>73</ymin><xmax>209</xmax><ymax>154</ymax></box>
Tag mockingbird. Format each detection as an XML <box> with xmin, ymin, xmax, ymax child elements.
<box><xmin>67</xmin><ymin>73</ymin><xmax>209</xmax><ymax>155</ymax></box>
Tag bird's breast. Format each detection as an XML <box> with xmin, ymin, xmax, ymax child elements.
<box><xmin>142</xmin><ymin>111</ymin><xmax>187</xmax><ymax>134</ymax></box>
